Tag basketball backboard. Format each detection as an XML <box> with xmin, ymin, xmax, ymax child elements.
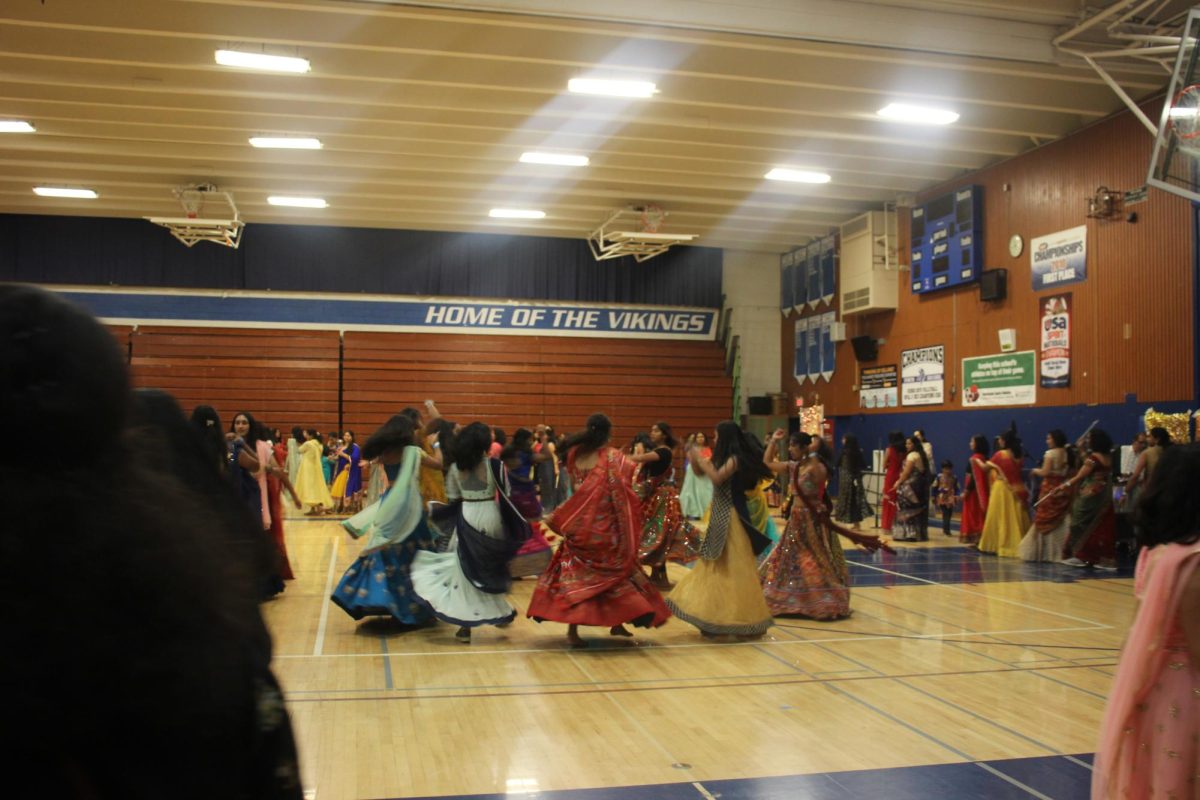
<box><xmin>1148</xmin><ymin>7</ymin><xmax>1200</xmax><ymax>203</ymax></box>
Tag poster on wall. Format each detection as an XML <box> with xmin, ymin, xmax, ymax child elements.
<box><xmin>820</xmin><ymin>311</ymin><xmax>836</xmax><ymax>381</ymax></box>
<box><xmin>860</xmin><ymin>365</ymin><xmax>898</xmax><ymax>409</ymax></box>
<box><xmin>1031</xmin><ymin>225</ymin><xmax>1087</xmax><ymax>290</ymax></box>
<box><xmin>962</xmin><ymin>351</ymin><xmax>1037</xmax><ymax>407</ymax></box>
<box><xmin>1039</xmin><ymin>293</ymin><xmax>1071</xmax><ymax>388</ymax></box>
<box><xmin>901</xmin><ymin>345</ymin><xmax>945</xmax><ymax>406</ymax></box>
<box><xmin>806</xmin><ymin>315</ymin><xmax>821</xmax><ymax>383</ymax></box>
<box><xmin>793</xmin><ymin>317</ymin><xmax>809</xmax><ymax>383</ymax></box>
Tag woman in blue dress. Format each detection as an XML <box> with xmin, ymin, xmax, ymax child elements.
<box><xmin>332</xmin><ymin>415</ymin><xmax>438</xmax><ymax>624</ymax></box>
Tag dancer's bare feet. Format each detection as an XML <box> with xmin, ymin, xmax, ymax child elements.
<box><xmin>609</xmin><ymin>624</ymin><xmax>633</xmax><ymax>637</ymax></box>
<box><xmin>567</xmin><ymin>624</ymin><xmax>587</xmax><ymax>648</ymax></box>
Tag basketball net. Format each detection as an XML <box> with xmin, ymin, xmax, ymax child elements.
<box><xmin>1169</xmin><ymin>83</ymin><xmax>1200</xmax><ymax>140</ymax></box>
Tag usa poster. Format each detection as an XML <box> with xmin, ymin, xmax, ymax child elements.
<box><xmin>1040</xmin><ymin>294</ymin><xmax>1071</xmax><ymax>388</ymax></box>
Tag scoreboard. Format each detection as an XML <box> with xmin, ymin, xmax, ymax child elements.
<box><xmin>910</xmin><ymin>185</ymin><xmax>983</xmax><ymax>295</ymax></box>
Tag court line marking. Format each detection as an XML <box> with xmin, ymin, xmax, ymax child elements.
<box><xmin>894</xmin><ymin>677</ymin><xmax>1060</xmax><ymax>754</ymax></box>
<box><xmin>751</xmin><ymin>644</ymin><xmax>810</xmax><ymax>675</ymax></box>
<box><xmin>274</xmin><ymin>623</ymin><xmax>1110</xmax><ymax>660</ymax></box>
<box><xmin>311</xmin><ymin>535</ymin><xmax>340</xmax><ymax>657</ymax></box>
<box><xmin>821</xmin><ymin>682</ymin><xmax>975</xmax><ymax>761</ymax></box>
<box><xmin>691</xmin><ymin>782</ymin><xmax>718</xmax><ymax>800</ymax></box>
<box><xmin>849</xmin><ymin>560</ymin><xmax>1111</xmax><ymax>626</ymax></box>
<box><xmin>379</xmin><ymin>635</ymin><xmax>394</xmax><ymax>690</ymax></box>
<box><xmin>276</xmin><ymin>661</ymin><xmax>1114</xmax><ymax>705</ymax></box>
<box><xmin>975</xmin><ymin>762</ymin><xmax>1056</xmax><ymax>799</ymax></box>
<box><xmin>1026</xmin><ymin>668</ymin><xmax>1110</xmax><ymax>701</ymax></box>
<box><xmin>1064</xmin><ymin>755</ymin><xmax>1094</xmax><ymax>770</ymax></box>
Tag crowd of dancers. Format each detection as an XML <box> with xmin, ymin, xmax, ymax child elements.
<box><xmin>311</xmin><ymin>408</ymin><xmax>891</xmax><ymax>646</ymax></box>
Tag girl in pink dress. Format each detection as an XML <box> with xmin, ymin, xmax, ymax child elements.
<box><xmin>1093</xmin><ymin>444</ymin><xmax>1200</xmax><ymax>799</ymax></box>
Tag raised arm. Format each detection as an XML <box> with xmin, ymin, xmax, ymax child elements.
<box><xmin>762</xmin><ymin>429</ymin><xmax>790</xmax><ymax>475</ymax></box>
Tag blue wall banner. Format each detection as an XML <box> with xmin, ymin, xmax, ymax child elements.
<box><xmin>794</xmin><ymin>317</ymin><xmax>809</xmax><ymax>383</ymax></box>
<box><xmin>53</xmin><ymin>286</ymin><xmax>718</xmax><ymax>340</ymax></box>
<box><xmin>820</xmin><ymin>311</ymin><xmax>836</xmax><ymax>381</ymax></box>
<box><xmin>1031</xmin><ymin>225</ymin><xmax>1087</xmax><ymax>290</ymax></box>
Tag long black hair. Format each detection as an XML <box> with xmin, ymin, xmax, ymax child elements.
<box><xmin>363</xmin><ymin>414</ymin><xmax>416</xmax><ymax>460</ymax></box>
<box><xmin>887</xmin><ymin>430</ymin><xmax>905</xmax><ymax>454</ymax></box>
<box><xmin>502</xmin><ymin>427</ymin><xmax>535</xmax><ymax>462</ymax></box>
<box><xmin>905</xmin><ymin>435</ymin><xmax>930</xmax><ymax>473</ymax></box>
<box><xmin>1148</xmin><ymin>426</ymin><xmax>1171</xmax><ymax>448</ymax></box>
<box><xmin>453</xmin><ymin>422</ymin><xmax>493</xmax><ymax>472</ymax></box>
<box><xmin>970</xmin><ymin>434</ymin><xmax>990</xmax><ymax>457</ymax></box>
<box><xmin>560</xmin><ymin>413</ymin><xmax>612</xmax><ymax>454</ymax></box>
<box><xmin>190</xmin><ymin>405</ymin><xmax>227</xmax><ymax>474</ymax></box>
<box><xmin>840</xmin><ymin>434</ymin><xmax>865</xmax><ymax>473</ymax></box>
<box><xmin>1087</xmin><ymin>428</ymin><xmax>1113</xmax><ymax>455</ymax></box>
<box><xmin>652</xmin><ymin>421</ymin><xmax>678</xmax><ymax>449</ymax></box>
<box><xmin>230</xmin><ymin>410</ymin><xmax>262</xmax><ymax>448</ymax></box>
<box><xmin>997</xmin><ymin>429</ymin><xmax>1023</xmax><ymax>459</ymax></box>
<box><xmin>1136</xmin><ymin>443</ymin><xmax>1200</xmax><ymax>546</ymax></box>
<box><xmin>712</xmin><ymin>420</ymin><xmax>773</xmax><ymax>491</ymax></box>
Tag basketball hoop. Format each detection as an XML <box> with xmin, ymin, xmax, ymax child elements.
<box><xmin>639</xmin><ymin>204</ymin><xmax>665</xmax><ymax>233</ymax></box>
<box><xmin>146</xmin><ymin>184</ymin><xmax>244</xmax><ymax>248</ymax></box>
<box><xmin>1168</xmin><ymin>83</ymin><xmax>1200</xmax><ymax>140</ymax></box>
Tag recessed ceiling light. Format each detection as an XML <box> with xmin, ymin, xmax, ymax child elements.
<box><xmin>519</xmin><ymin>152</ymin><xmax>589</xmax><ymax>167</ymax></box>
<box><xmin>765</xmin><ymin>168</ymin><xmax>832</xmax><ymax>184</ymax></box>
<box><xmin>0</xmin><ymin>120</ymin><xmax>35</xmax><ymax>133</ymax></box>
<box><xmin>215</xmin><ymin>49</ymin><xmax>311</xmax><ymax>73</ymax></box>
<box><xmin>249</xmin><ymin>136</ymin><xmax>323</xmax><ymax>149</ymax></box>
<box><xmin>267</xmin><ymin>195</ymin><xmax>327</xmax><ymax>208</ymax></box>
<box><xmin>489</xmin><ymin>208</ymin><xmax>545</xmax><ymax>219</ymax></box>
<box><xmin>876</xmin><ymin>102</ymin><xmax>960</xmax><ymax>125</ymax></box>
<box><xmin>33</xmin><ymin>186</ymin><xmax>98</xmax><ymax>199</ymax></box>
<box><xmin>567</xmin><ymin>78</ymin><xmax>657</xmax><ymax>98</ymax></box>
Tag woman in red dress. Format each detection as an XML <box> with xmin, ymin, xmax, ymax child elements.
<box><xmin>527</xmin><ymin>413</ymin><xmax>672</xmax><ymax>647</ymax></box>
<box><xmin>959</xmin><ymin>435</ymin><xmax>990</xmax><ymax>544</ymax></box>
<box><xmin>879</xmin><ymin>432</ymin><xmax>904</xmax><ymax>534</ymax></box>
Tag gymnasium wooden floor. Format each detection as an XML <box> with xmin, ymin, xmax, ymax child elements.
<box><xmin>264</xmin><ymin>512</ymin><xmax>1131</xmax><ymax>800</ymax></box>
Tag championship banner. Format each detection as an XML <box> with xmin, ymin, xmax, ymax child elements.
<box><xmin>807</xmin><ymin>245</ymin><xmax>821</xmax><ymax>310</ymax></box>
<box><xmin>793</xmin><ymin>317</ymin><xmax>809</xmax><ymax>383</ymax></box>
<box><xmin>806</xmin><ymin>315</ymin><xmax>821</xmax><ymax>383</ymax></box>
<box><xmin>962</xmin><ymin>351</ymin><xmax>1037</xmax><ymax>407</ymax></box>
<box><xmin>820</xmin><ymin>311</ymin><xmax>836</xmax><ymax>381</ymax></box>
<box><xmin>55</xmin><ymin>286</ymin><xmax>718</xmax><ymax>340</ymax></box>
<box><xmin>860</xmin><ymin>364</ymin><xmax>898</xmax><ymax>409</ymax></box>
<box><xmin>780</xmin><ymin>252</ymin><xmax>793</xmax><ymax>316</ymax></box>
<box><xmin>1040</xmin><ymin>293</ymin><xmax>1071</xmax><ymax>388</ymax></box>
<box><xmin>901</xmin><ymin>345</ymin><xmax>945</xmax><ymax>406</ymax></box>
<box><xmin>792</xmin><ymin>245</ymin><xmax>808</xmax><ymax>314</ymax></box>
<box><xmin>1031</xmin><ymin>225</ymin><xmax>1087</xmax><ymax>290</ymax></box>
<box><xmin>820</xmin><ymin>236</ymin><xmax>836</xmax><ymax>306</ymax></box>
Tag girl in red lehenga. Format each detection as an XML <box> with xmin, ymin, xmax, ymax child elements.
<box><xmin>879</xmin><ymin>432</ymin><xmax>904</xmax><ymax>535</ymax></box>
<box><xmin>630</xmin><ymin>421</ymin><xmax>700</xmax><ymax>588</ymax></box>
<box><xmin>959</xmin><ymin>435</ymin><xmax>990</xmax><ymax>545</ymax></box>
<box><xmin>527</xmin><ymin>413</ymin><xmax>672</xmax><ymax>648</ymax></box>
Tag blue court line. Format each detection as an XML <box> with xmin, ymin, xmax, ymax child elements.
<box><xmin>751</xmin><ymin>643</ymin><xmax>810</xmax><ymax>675</ymax></box>
<box><xmin>771</xmin><ymin>623</ymin><xmax>887</xmax><ymax>676</ymax></box>
<box><xmin>393</xmin><ymin>753</ymin><xmax>1097</xmax><ymax>799</ymax></box>
<box><xmin>1025</xmin><ymin>668</ymin><xmax>1111</xmax><ymax>701</ymax></box>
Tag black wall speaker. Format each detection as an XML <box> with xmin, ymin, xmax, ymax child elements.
<box><xmin>850</xmin><ymin>335</ymin><xmax>877</xmax><ymax>362</ymax></box>
<box><xmin>747</xmin><ymin>396</ymin><xmax>772</xmax><ymax>415</ymax></box>
<box><xmin>980</xmin><ymin>269</ymin><xmax>1007</xmax><ymax>302</ymax></box>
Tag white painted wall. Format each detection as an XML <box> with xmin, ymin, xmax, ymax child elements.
<box><xmin>722</xmin><ymin>250</ymin><xmax>782</xmax><ymax>413</ymax></box>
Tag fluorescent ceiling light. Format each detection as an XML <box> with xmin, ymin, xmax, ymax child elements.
<box><xmin>249</xmin><ymin>136</ymin><xmax>323</xmax><ymax>149</ymax></box>
<box><xmin>33</xmin><ymin>186</ymin><xmax>98</xmax><ymax>199</ymax></box>
<box><xmin>0</xmin><ymin>120</ymin><xmax>35</xmax><ymax>133</ymax></box>
<box><xmin>268</xmin><ymin>195</ymin><xmax>327</xmax><ymax>208</ymax></box>
<box><xmin>876</xmin><ymin>102</ymin><xmax>960</xmax><ymax>125</ymax></box>
<box><xmin>519</xmin><ymin>151</ymin><xmax>589</xmax><ymax>167</ymax></box>
<box><xmin>489</xmin><ymin>208</ymin><xmax>545</xmax><ymax>219</ymax></box>
<box><xmin>215</xmin><ymin>49</ymin><xmax>311</xmax><ymax>73</ymax></box>
<box><xmin>567</xmin><ymin>78</ymin><xmax>657</xmax><ymax>98</ymax></box>
<box><xmin>765</xmin><ymin>168</ymin><xmax>831</xmax><ymax>184</ymax></box>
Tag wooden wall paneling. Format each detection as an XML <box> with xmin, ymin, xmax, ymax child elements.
<box><xmin>781</xmin><ymin>98</ymin><xmax>1194</xmax><ymax>416</ymax></box>
<box><xmin>129</xmin><ymin>326</ymin><xmax>341</xmax><ymax>432</ymax></box>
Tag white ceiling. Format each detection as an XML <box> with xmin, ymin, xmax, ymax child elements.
<box><xmin>0</xmin><ymin>0</ymin><xmax>1177</xmax><ymax>253</ymax></box>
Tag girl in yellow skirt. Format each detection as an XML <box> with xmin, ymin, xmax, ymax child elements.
<box><xmin>666</xmin><ymin>420</ymin><xmax>775</xmax><ymax>639</ymax></box>
<box><xmin>978</xmin><ymin>429</ymin><xmax>1031</xmax><ymax>558</ymax></box>
<box><xmin>295</xmin><ymin>428</ymin><xmax>335</xmax><ymax>515</ymax></box>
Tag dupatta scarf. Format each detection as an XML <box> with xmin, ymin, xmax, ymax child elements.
<box><xmin>540</xmin><ymin>446</ymin><xmax>643</xmax><ymax>607</ymax></box>
<box><xmin>990</xmin><ymin>450</ymin><xmax>1028</xmax><ymax>502</ymax></box>
<box><xmin>968</xmin><ymin>454</ymin><xmax>991</xmax><ymax>512</ymax></box>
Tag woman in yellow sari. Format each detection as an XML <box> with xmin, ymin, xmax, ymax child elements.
<box><xmin>978</xmin><ymin>430</ymin><xmax>1030</xmax><ymax>558</ymax></box>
